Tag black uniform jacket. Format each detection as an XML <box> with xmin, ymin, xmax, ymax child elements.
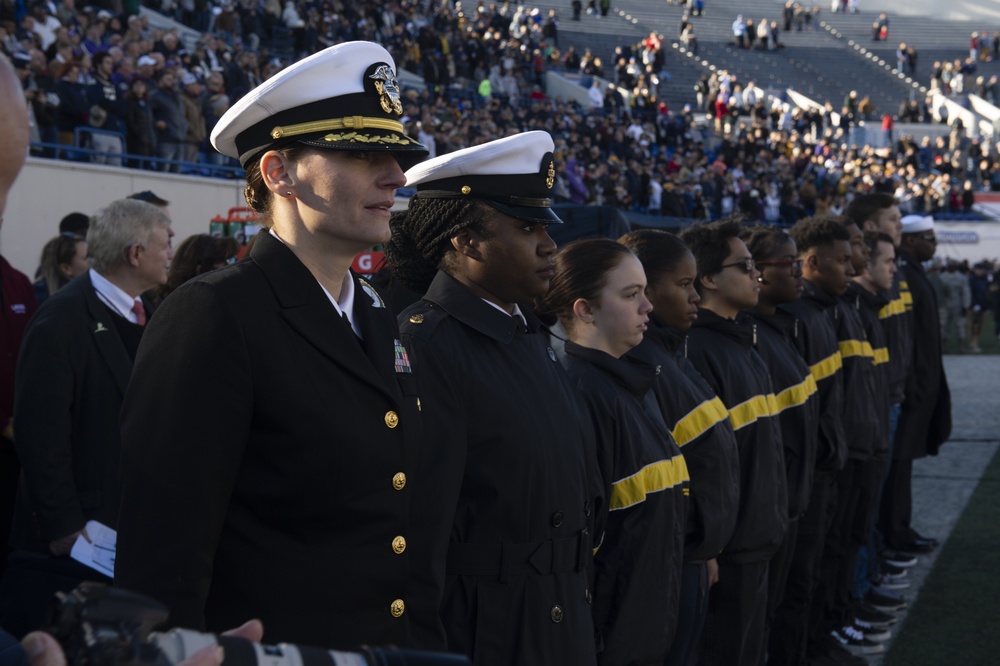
<box><xmin>562</xmin><ymin>342</ymin><xmax>689</xmax><ymax>666</ymax></box>
<box><xmin>835</xmin><ymin>293</ymin><xmax>881</xmax><ymax>461</ymax></box>
<box><xmin>630</xmin><ymin>321</ymin><xmax>739</xmax><ymax>563</ymax></box>
<box><xmin>12</xmin><ymin>272</ymin><xmax>143</xmax><ymax>550</ymax></box>
<box><xmin>780</xmin><ymin>281</ymin><xmax>848</xmax><ymax>473</ymax></box>
<box><xmin>877</xmin><ymin>270</ymin><xmax>913</xmax><ymax>406</ymax></box>
<box><xmin>847</xmin><ymin>283</ymin><xmax>892</xmax><ymax>460</ymax></box>
<box><xmin>894</xmin><ymin>251</ymin><xmax>952</xmax><ymax>459</ymax></box>
<box><xmin>686</xmin><ymin>308</ymin><xmax>788</xmax><ymax>563</ymax></box>
<box><xmin>399</xmin><ymin>271</ymin><xmax>598</xmax><ymax>666</ymax></box>
<box><xmin>746</xmin><ymin>309</ymin><xmax>819</xmax><ymax>518</ymax></box>
<box><xmin>115</xmin><ymin>232</ymin><xmax>443</xmax><ymax>650</ymax></box>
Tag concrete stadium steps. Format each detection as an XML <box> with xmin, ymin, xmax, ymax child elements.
<box><xmin>605</xmin><ymin>0</ymin><xmax>923</xmax><ymax>115</ymax></box>
<box><xmin>531</xmin><ymin>1</ymin><xmax>1000</xmax><ymax>117</ymax></box>
<box><xmin>819</xmin><ymin>9</ymin><xmax>1000</xmax><ymax>90</ymax></box>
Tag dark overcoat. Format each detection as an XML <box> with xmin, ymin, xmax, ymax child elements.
<box><xmin>115</xmin><ymin>233</ymin><xmax>446</xmax><ymax>651</ymax></box>
<box><xmin>399</xmin><ymin>271</ymin><xmax>599</xmax><ymax>666</ymax></box>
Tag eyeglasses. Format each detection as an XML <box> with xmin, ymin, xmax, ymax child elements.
<box><xmin>756</xmin><ymin>258</ymin><xmax>804</xmax><ymax>277</ymax></box>
<box><xmin>719</xmin><ymin>257</ymin><xmax>756</xmax><ymax>274</ymax></box>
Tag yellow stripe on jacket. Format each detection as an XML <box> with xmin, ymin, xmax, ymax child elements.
<box><xmin>773</xmin><ymin>373</ymin><xmax>819</xmax><ymax>415</ymax></box>
<box><xmin>672</xmin><ymin>396</ymin><xmax>730</xmax><ymax>447</ymax></box>
<box><xmin>839</xmin><ymin>339</ymin><xmax>875</xmax><ymax>359</ymax></box>
<box><xmin>873</xmin><ymin>347</ymin><xmax>889</xmax><ymax>365</ymax></box>
<box><xmin>878</xmin><ymin>298</ymin><xmax>906</xmax><ymax>320</ymax></box>
<box><xmin>609</xmin><ymin>454</ymin><xmax>691</xmax><ymax>511</ymax></box>
<box><xmin>809</xmin><ymin>351</ymin><xmax>843</xmax><ymax>383</ymax></box>
<box><xmin>728</xmin><ymin>393</ymin><xmax>780</xmax><ymax>431</ymax></box>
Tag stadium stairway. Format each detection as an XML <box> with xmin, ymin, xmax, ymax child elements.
<box><xmin>531</xmin><ymin>1</ymin><xmax>999</xmax><ymax>119</ymax></box>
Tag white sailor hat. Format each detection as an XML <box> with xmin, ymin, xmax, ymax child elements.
<box><xmin>404</xmin><ymin>131</ymin><xmax>561</xmax><ymax>224</ymax></box>
<box><xmin>211</xmin><ymin>41</ymin><xmax>427</xmax><ymax>168</ymax></box>
<box><xmin>901</xmin><ymin>215</ymin><xmax>934</xmax><ymax>234</ymax></box>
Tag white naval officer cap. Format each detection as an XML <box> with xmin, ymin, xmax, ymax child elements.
<box><xmin>211</xmin><ymin>41</ymin><xmax>427</xmax><ymax>168</ymax></box>
<box><xmin>403</xmin><ymin>130</ymin><xmax>563</xmax><ymax>224</ymax></box>
<box><xmin>900</xmin><ymin>215</ymin><xmax>934</xmax><ymax>234</ymax></box>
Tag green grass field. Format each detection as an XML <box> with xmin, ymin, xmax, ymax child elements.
<box><xmin>883</xmin><ymin>446</ymin><xmax>1000</xmax><ymax>665</ymax></box>
<box><xmin>942</xmin><ymin>315</ymin><xmax>1000</xmax><ymax>355</ymax></box>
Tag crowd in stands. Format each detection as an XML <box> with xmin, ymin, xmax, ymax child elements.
<box><xmin>4</xmin><ymin>0</ymin><xmax>1000</xmax><ymax>224</ymax></box>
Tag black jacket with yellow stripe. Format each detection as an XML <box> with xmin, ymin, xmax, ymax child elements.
<box><xmin>563</xmin><ymin>342</ymin><xmax>689</xmax><ymax>666</ymax></box>
<box><xmin>837</xmin><ymin>291</ymin><xmax>882</xmax><ymax>461</ymax></box>
<box><xmin>746</xmin><ymin>309</ymin><xmax>820</xmax><ymax>518</ymax></box>
<box><xmin>847</xmin><ymin>283</ymin><xmax>892</xmax><ymax>460</ymax></box>
<box><xmin>630</xmin><ymin>321</ymin><xmax>740</xmax><ymax>563</ymax></box>
<box><xmin>780</xmin><ymin>281</ymin><xmax>847</xmax><ymax>474</ymax></box>
<box><xmin>686</xmin><ymin>308</ymin><xmax>788</xmax><ymax>564</ymax></box>
<box><xmin>877</xmin><ymin>270</ymin><xmax>913</xmax><ymax>406</ymax></box>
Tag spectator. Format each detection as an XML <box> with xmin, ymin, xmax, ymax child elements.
<box><xmin>149</xmin><ymin>68</ymin><xmax>186</xmax><ymax>172</ymax></box>
<box><xmin>34</xmin><ymin>233</ymin><xmax>89</xmax><ymax>305</ymax></box>
<box><xmin>151</xmin><ymin>234</ymin><xmax>239</xmax><ymax>306</ymax></box>
<box><xmin>86</xmin><ymin>50</ymin><xmax>126</xmax><ymax>165</ymax></box>
<box><xmin>123</xmin><ymin>77</ymin><xmax>156</xmax><ymax>169</ymax></box>
<box><xmin>179</xmin><ymin>72</ymin><xmax>206</xmax><ymax>166</ymax></box>
<box><xmin>0</xmin><ymin>52</ymin><xmax>38</xmax><ymax>587</ymax></box>
<box><xmin>967</xmin><ymin>262</ymin><xmax>991</xmax><ymax>352</ymax></box>
<box><xmin>4</xmin><ymin>199</ymin><xmax>171</xmax><ymax>637</ymax></box>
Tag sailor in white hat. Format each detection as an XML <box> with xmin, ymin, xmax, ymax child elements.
<box><xmin>386</xmin><ymin>132</ymin><xmax>599</xmax><ymax>664</ymax></box>
<box><xmin>115</xmin><ymin>43</ymin><xmax>451</xmax><ymax>652</ymax></box>
<box><xmin>211</xmin><ymin>41</ymin><xmax>425</xmax><ymax>168</ymax></box>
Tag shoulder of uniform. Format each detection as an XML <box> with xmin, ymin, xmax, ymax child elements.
<box><xmin>399</xmin><ymin>301</ymin><xmax>450</xmax><ymax>340</ymax></box>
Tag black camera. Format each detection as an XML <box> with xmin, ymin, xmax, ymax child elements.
<box><xmin>45</xmin><ymin>583</ymin><xmax>469</xmax><ymax>666</ymax></box>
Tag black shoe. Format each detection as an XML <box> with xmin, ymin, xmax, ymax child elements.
<box><xmin>831</xmin><ymin>627</ymin><xmax>884</xmax><ymax>655</ymax></box>
<box><xmin>911</xmin><ymin>533</ymin><xmax>940</xmax><ymax>548</ymax></box>
<box><xmin>880</xmin><ymin>562</ymin><xmax>906</xmax><ymax>576</ymax></box>
<box><xmin>853</xmin><ymin>619</ymin><xmax>891</xmax><ymax>642</ymax></box>
<box><xmin>857</xmin><ymin>602</ymin><xmax>897</xmax><ymax>627</ymax></box>
<box><xmin>896</xmin><ymin>539</ymin><xmax>935</xmax><ymax>554</ymax></box>
<box><xmin>881</xmin><ymin>549</ymin><xmax>918</xmax><ymax>567</ymax></box>
<box><xmin>826</xmin><ymin>645</ymin><xmax>870</xmax><ymax>666</ymax></box>
<box><xmin>865</xmin><ymin>588</ymin><xmax>907</xmax><ymax>612</ymax></box>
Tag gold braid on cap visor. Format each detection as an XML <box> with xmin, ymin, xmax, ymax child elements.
<box><xmin>270</xmin><ymin>116</ymin><xmax>406</xmax><ymax>140</ymax></box>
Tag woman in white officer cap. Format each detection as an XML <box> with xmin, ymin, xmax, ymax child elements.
<box><xmin>385</xmin><ymin>131</ymin><xmax>600</xmax><ymax>665</ymax></box>
<box><xmin>114</xmin><ymin>42</ymin><xmax>453</xmax><ymax>652</ymax></box>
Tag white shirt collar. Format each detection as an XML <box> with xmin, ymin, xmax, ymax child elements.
<box><xmin>269</xmin><ymin>229</ymin><xmax>359</xmax><ymax>335</ymax></box>
<box><xmin>90</xmin><ymin>268</ymin><xmax>142</xmax><ymax>323</ymax></box>
<box><xmin>481</xmin><ymin>298</ymin><xmax>528</xmax><ymax>328</ymax></box>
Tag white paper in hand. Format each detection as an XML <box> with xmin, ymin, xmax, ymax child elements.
<box><xmin>70</xmin><ymin>520</ymin><xmax>117</xmax><ymax>577</ymax></box>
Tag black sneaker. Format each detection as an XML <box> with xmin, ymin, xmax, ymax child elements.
<box><xmin>827</xmin><ymin>645</ymin><xmax>870</xmax><ymax>666</ymax></box>
<box><xmin>857</xmin><ymin>602</ymin><xmax>897</xmax><ymax>627</ymax></box>
<box><xmin>831</xmin><ymin>626</ymin><xmax>885</xmax><ymax>655</ymax></box>
<box><xmin>880</xmin><ymin>562</ymin><xmax>907</xmax><ymax>576</ymax></box>
<box><xmin>873</xmin><ymin>572</ymin><xmax>910</xmax><ymax>590</ymax></box>
<box><xmin>853</xmin><ymin>619</ymin><xmax>891</xmax><ymax>642</ymax></box>
<box><xmin>865</xmin><ymin>588</ymin><xmax>907</xmax><ymax>612</ymax></box>
<box><xmin>881</xmin><ymin>549</ymin><xmax>918</xmax><ymax>568</ymax></box>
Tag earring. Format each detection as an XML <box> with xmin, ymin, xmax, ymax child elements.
<box><xmin>285</xmin><ymin>191</ymin><xmax>292</xmax><ymax>196</ymax></box>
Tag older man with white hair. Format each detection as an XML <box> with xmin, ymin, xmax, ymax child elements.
<box><xmin>2</xmin><ymin>199</ymin><xmax>171</xmax><ymax>636</ymax></box>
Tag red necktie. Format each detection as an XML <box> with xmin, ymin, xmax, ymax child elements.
<box><xmin>131</xmin><ymin>299</ymin><xmax>146</xmax><ymax>327</ymax></box>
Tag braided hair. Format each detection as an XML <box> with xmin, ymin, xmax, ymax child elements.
<box><xmin>385</xmin><ymin>194</ymin><xmax>493</xmax><ymax>294</ymax></box>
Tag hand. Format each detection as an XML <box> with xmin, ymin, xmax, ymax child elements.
<box><xmin>20</xmin><ymin>620</ymin><xmax>264</xmax><ymax>666</ymax></box>
<box><xmin>707</xmin><ymin>558</ymin><xmax>720</xmax><ymax>588</ymax></box>
<box><xmin>49</xmin><ymin>527</ymin><xmax>89</xmax><ymax>557</ymax></box>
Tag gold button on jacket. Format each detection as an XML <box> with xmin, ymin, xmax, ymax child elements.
<box><xmin>392</xmin><ymin>536</ymin><xmax>406</xmax><ymax>554</ymax></box>
<box><xmin>390</xmin><ymin>599</ymin><xmax>405</xmax><ymax>617</ymax></box>
<box><xmin>392</xmin><ymin>472</ymin><xmax>406</xmax><ymax>490</ymax></box>
<box><xmin>384</xmin><ymin>411</ymin><xmax>399</xmax><ymax>428</ymax></box>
